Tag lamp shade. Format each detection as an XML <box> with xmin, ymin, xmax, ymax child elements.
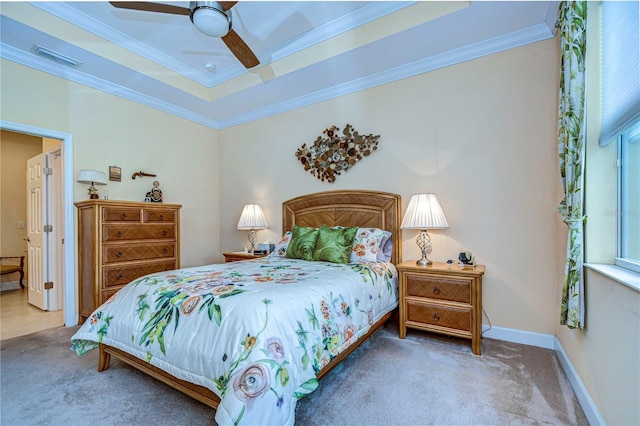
<box><xmin>190</xmin><ymin>2</ymin><xmax>231</xmax><ymax>37</ymax></box>
<box><xmin>237</xmin><ymin>204</ymin><xmax>268</xmax><ymax>230</ymax></box>
<box><xmin>77</xmin><ymin>169</ymin><xmax>107</xmax><ymax>185</ymax></box>
<box><xmin>401</xmin><ymin>193</ymin><xmax>449</xmax><ymax>229</ymax></box>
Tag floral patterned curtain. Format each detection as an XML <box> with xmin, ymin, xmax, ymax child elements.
<box><xmin>557</xmin><ymin>1</ymin><xmax>587</xmax><ymax>330</ymax></box>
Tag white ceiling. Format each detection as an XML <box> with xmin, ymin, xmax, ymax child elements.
<box><xmin>1</xmin><ymin>1</ymin><xmax>559</xmax><ymax>129</ymax></box>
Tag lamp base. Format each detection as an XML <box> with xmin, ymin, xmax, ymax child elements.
<box><xmin>416</xmin><ymin>258</ymin><xmax>432</xmax><ymax>266</ymax></box>
<box><xmin>247</xmin><ymin>229</ymin><xmax>257</xmax><ymax>254</ymax></box>
<box><xmin>415</xmin><ymin>230</ymin><xmax>433</xmax><ymax>267</ymax></box>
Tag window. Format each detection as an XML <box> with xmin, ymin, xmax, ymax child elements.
<box><xmin>616</xmin><ymin>122</ymin><xmax>640</xmax><ymax>272</ymax></box>
<box><xmin>599</xmin><ymin>1</ymin><xmax>640</xmax><ymax>274</ymax></box>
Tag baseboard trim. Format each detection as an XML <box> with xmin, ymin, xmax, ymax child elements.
<box><xmin>0</xmin><ymin>281</ymin><xmax>23</xmax><ymax>292</ymax></box>
<box><xmin>554</xmin><ymin>338</ymin><xmax>606</xmax><ymax>426</ymax></box>
<box><xmin>482</xmin><ymin>324</ymin><xmax>555</xmax><ymax>349</ymax></box>
<box><xmin>482</xmin><ymin>323</ymin><xmax>605</xmax><ymax>425</ymax></box>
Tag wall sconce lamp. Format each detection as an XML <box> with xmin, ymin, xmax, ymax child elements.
<box><xmin>401</xmin><ymin>193</ymin><xmax>449</xmax><ymax>266</ymax></box>
<box><xmin>237</xmin><ymin>204</ymin><xmax>268</xmax><ymax>253</ymax></box>
<box><xmin>77</xmin><ymin>169</ymin><xmax>108</xmax><ymax>199</ymax></box>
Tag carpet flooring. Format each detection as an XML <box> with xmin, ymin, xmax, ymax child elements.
<box><xmin>0</xmin><ymin>322</ymin><xmax>588</xmax><ymax>425</ymax></box>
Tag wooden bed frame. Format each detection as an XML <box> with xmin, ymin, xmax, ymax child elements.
<box><xmin>98</xmin><ymin>190</ymin><xmax>402</xmax><ymax>410</ymax></box>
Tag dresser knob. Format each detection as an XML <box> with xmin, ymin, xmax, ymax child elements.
<box><xmin>116</xmin><ymin>251</ymin><xmax>123</xmax><ymax>257</ymax></box>
<box><xmin>433</xmin><ymin>286</ymin><xmax>441</xmax><ymax>295</ymax></box>
<box><xmin>120</xmin><ymin>213</ymin><xmax>127</xmax><ymax>220</ymax></box>
<box><xmin>159</xmin><ymin>214</ymin><xmax>164</xmax><ymax>220</ymax></box>
<box><xmin>115</xmin><ymin>231</ymin><xmax>122</xmax><ymax>238</ymax></box>
<box><xmin>162</xmin><ymin>248</ymin><xmax>169</xmax><ymax>254</ymax></box>
<box><xmin>116</xmin><ymin>273</ymin><xmax>123</xmax><ymax>280</ymax></box>
<box><xmin>162</xmin><ymin>230</ymin><xmax>168</xmax><ymax>236</ymax></box>
<box><xmin>433</xmin><ymin>313</ymin><xmax>441</xmax><ymax>321</ymax></box>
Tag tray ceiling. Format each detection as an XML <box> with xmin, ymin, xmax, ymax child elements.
<box><xmin>0</xmin><ymin>1</ymin><xmax>559</xmax><ymax>129</ymax></box>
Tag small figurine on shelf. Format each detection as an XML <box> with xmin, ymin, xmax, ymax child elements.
<box><xmin>458</xmin><ymin>251</ymin><xmax>475</xmax><ymax>266</ymax></box>
<box><xmin>145</xmin><ymin>180</ymin><xmax>163</xmax><ymax>203</ymax></box>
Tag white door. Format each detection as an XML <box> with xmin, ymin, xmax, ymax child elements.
<box><xmin>27</xmin><ymin>154</ymin><xmax>49</xmax><ymax>310</ymax></box>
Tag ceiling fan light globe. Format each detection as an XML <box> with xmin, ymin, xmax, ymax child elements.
<box><xmin>190</xmin><ymin>2</ymin><xmax>231</xmax><ymax>37</ymax></box>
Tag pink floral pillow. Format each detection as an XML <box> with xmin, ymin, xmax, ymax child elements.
<box><xmin>349</xmin><ymin>228</ymin><xmax>388</xmax><ymax>263</ymax></box>
<box><xmin>270</xmin><ymin>231</ymin><xmax>292</xmax><ymax>257</ymax></box>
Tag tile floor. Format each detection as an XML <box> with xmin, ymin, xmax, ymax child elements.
<box><xmin>0</xmin><ymin>288</ymin><xmax>64</xmax><ymax>340</ymax></box>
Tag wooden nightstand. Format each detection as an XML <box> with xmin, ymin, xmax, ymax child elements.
<box><xmin>397</xmin><ymin>261</ymin><xmax>485</xmax><ymax>355</ymax></box>
<box><xmin>223</xmin><ymin>251</ymin><xmax>268</xmax><ymax>262</ymax></box>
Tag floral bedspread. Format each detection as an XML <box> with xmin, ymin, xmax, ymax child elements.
<box><xmin>71</xmin><ymin>256</ymin><xmax>398</xmax><ymax>425</ymax></box>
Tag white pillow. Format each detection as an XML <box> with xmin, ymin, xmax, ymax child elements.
<box><xmin>349</xmin><ymin>228</ymin><xmax>388</xmax><ymax>263</ymax></box>
<box><xmin>269</xmin><ymin>231</ymin><xmax>292</xmax><ymax>257</ymax></box>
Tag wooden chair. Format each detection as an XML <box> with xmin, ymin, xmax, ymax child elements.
<box><xmin>0</xmin><ymin>256</ymin><xmax>25</xmax><ymax>290</ymax></box>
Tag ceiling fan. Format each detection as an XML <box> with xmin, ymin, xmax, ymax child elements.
<box><xmin>109</xmin><ymin>1</ymin><xmax>260</xmax><ymax>69</ymax></box>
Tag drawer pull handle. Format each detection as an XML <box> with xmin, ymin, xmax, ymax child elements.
<box><xmin>116</xmin><ymin>273</ymin><xmax>123</xmax><ymax>280</ymax></box>
<box><xmin>159</xmin><ymin>214</ymin><xmax>164</xmax><ymax>220</ymax></box>
<box><xmin>116</xmin><ymin>251</ymin><xmax>123</xmax><ymax>257</ymax></box>
<box><xmin>433</xmin><ymin>313</ymin><xmax>441</xmax><ymax>321</ymax></box>
<box><xmin>120</xmin><ymin>213</ymin><xmax>127</xmax><ymax>220</ymax></box>
<box><xmin>162</xmin><ymin>230</ymin><xmax>168</xmax><ymax>236</ymax></box>
<box><xmin>433</xmin><ymin>286</ymin><xmax>441</xmax><ymax>295</ymax></box>
<box><xmin>162</xmin><ymin>248</ymin><xmax>169</xmax><ymax>254</ymax></box>
<box><xmin>115</xmin><ymin>231</ymin><xmax>122</xmax><ymax>238</ymax></box>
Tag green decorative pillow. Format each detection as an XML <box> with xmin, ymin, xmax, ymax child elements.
<box><xmin>285</xmin><ymin>225</ymin><xmax>320</xmax><ymax>261</ymax></box>
<box><xmin>312</xmin><ymin>225</ymin><xmax>359</xmax><ymax>264</ymax></box>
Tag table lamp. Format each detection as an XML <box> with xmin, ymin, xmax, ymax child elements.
<box><xmin>77</xmin><ymin>169</ymin><xmax>108</xmax><ymax>199</ymax></box>
<box><xmin>401</xmin><ymin>193</ymin><xmax>449</xmax><ymax>266</ymax></box>
<box><xmin>237</xmin><ymin>204</ymin><xmax>268</xmax><ymax>253</ymax></box>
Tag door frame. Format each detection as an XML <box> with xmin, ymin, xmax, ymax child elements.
<box><xmin>1</xmin><ymin>120</ymin><xmax>77</xmax><ymax>326</ymax></box>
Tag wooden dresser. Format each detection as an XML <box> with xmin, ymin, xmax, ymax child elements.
<box><xmin>75</xmin><ymin>200</ymin><xmax>181</xmax><ymax>322</ymax></box>
<box><xmin>397</xmin><ymin>261</ymin><xmax>485</xmax><ymax>355</ymax></box>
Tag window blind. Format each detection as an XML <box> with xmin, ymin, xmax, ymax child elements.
<box><xmin>600</xmin><ymin>0</ymin><xmax>640</xmax><ymax>146</ymax></box>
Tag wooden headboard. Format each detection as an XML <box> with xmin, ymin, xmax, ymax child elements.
<box><xmin>282</xmin><ymin>190</ymin><xmax>402</xmax><ymax>265</ymax></box>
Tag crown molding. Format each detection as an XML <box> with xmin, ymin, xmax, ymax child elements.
<box><xmin>2</xmin><ymin>20</ymin><xmax>554</xmax><ymax>130</ymax></box>
<box><xmin>1</xmin><ymin>43</ymin><xmax>220</xmax><ymax>129</ymax></box>
<box><xmin>218</xmin><ymin>23</ymin><xmax>555</xmax><ymax>128</ymax></box>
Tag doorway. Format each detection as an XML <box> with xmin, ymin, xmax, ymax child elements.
<box><xmin>0</xmin><ymin>120</ymin><xmax>76</xmax><ymax>330</ymax></box>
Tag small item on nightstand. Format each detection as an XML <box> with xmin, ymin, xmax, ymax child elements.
<box><xmin>258</xmin><ymin>242</ymin><xmax>275</xmax><ymax>253</ymax></box>
<box><xmin>458</xmin><ymin>251</ymin><xmax>475</xmax><ymax>266</ymax></box>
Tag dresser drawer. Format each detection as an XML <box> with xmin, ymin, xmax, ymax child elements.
<box><xmin>406</xmin><ymin>299</ymin><xmax>472</xmax><ymax>333</ymax></box>
<box><xmin>405</xmin><ymin>273</ymin><xmax>471</xmax><ymax>304</ymax></box>
<box><xmin>102</xmin><ymin>224</ymin><xmax>176</xmax><ymax>241</ymax></box>
<box><xmin>103</xmin><ymin>260</ymin><xmax>177</xmax><ymax>288</ymax></box>
<box><xmin>144</xmin><ymin>209</ymin><xmax>177</xmax><ymax>223</ymax></box>
<box><xmin>103</xmin><ymin>242</ymin><xmax>176</xmax><ymax>264</ymax></box>
<box><xmin>102</xmin><ymin>207</ymin><xmax>141</xmax><ymax>222</ymax></box>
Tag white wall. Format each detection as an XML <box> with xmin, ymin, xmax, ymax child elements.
<box><xmin>220</xmin><ymin>38</ymin><xmax>565</xmax><ymax>336</ymax></box>
<box><xmin>1</xmin><ymin>58</ymin><xmax>221</xmax><ymax>314</ymax></box>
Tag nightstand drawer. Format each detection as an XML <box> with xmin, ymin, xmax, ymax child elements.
<box><xmin>405</xmin><ymin>273</ymin><xmax>471</xmax><ymax>304</ymax></box>
<box><xmin>406</xmin><ymin>300</ymin><xmax>472</xmax><ymax>332</ymax></box>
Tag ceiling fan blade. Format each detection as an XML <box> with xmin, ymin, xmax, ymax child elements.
<box><xmin>108</xmin><ymin>2</ymin><xmax>190</xmax><ymax>16</ymax></box>
<box><xmin>222</xmin><ymin>29</ymin><xmax>260</xmax><ymax>69</ymax></box>
<box><xmin>218</xmin><ymin>2</ymin><xmax>238</xmax><ymax>11</ymax></box>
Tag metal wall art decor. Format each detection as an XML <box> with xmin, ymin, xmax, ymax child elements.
<box><xmin>295</xmin><ymin>124</ymin><xmax>380</xmax><ymax>183</ymax></box>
